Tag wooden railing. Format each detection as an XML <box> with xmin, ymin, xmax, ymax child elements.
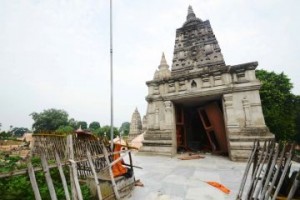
<box><xmin>0</xmin><ymin>134</ymin><xmax>135</xmax><ymax>200</ymax></box>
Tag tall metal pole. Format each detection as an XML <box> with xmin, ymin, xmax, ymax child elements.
<box><xmin>110</xmin><ymin>0</ymin><xmax>114</xmax><ymax>150</ymax></box>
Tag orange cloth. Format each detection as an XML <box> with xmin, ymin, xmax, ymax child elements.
<box><xmin>205</xmin><ymin>181</ymin><xmax>230</xmax><ymax>194</ymax></box>
<box><xmin>112</xmin><ymin>143</ymin><xmax>127</xmax><ymax>177</ymax></box>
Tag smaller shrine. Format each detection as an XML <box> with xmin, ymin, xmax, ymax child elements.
<box><xmin>128</xmin><ymin>108</ymin><xmax>143</xmax><ymax>141</ymax></box>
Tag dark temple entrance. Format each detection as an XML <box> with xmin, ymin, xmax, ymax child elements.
<box><xmin>174</xmin><ymin>97</ymin><xmax>228</xmax><ymax>155</ymax></box>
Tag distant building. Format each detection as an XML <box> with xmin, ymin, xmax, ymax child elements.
<box><xmin>141</xmin><ymin>6</ymin><xmax>274</xmax><ymax>161</ymax></box>
<box><xmin>128</xmin><ymin>108</ymin><xmax>142</xmax><ymax>141</ymax></box>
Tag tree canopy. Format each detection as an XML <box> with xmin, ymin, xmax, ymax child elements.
<box><xmin>89</xmin><ymin>121</ymin><xmax>101</xmax><ymax>131</ymax></box>
<box><xmin>11</xmin><ymin>127</ymin><xmax>30</xmax><ymax>136</ymax></box>
<box><xmin>94</xmin><ymin>125</ymin><xmax>119</xmax><ymax>139</ymax></box>
<box><xmin>119</xmin><ymin>122</ymin><xmax>130</xmax><ymax>136</ymax></box>
<box><xmin>256</xmin><ymin>69</ymin><xmax>300</xmax><ymax>142</ymax></box>
<box><xmin>76</xmin><ymin>121</ymin><xmax>88</xmax><ymax>130</ymax></box>
<box><xmin>30</xmin><ymin>109</ymin><xmax>69</xmax><ymax>133</ymax></box>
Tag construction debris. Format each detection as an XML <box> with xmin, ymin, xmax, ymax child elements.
<box><xmin>178</xmin><ymin>153</ymin><xmax>205</xmax><ymax>160</ymax></box>
<box><xmin>236</xmin><ymin>140</ymin><xmax>300</xmax><ymax>200</ymax></box>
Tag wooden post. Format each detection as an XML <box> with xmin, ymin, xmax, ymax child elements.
<box><xmin>87</xmin><ymin>150</ymin><xmax>103</xmax><ymax>200</ymax></box>
<box><xmin>27</xmin><ymin>161</ymin><xmax>42</xmax><ymax>200</ymax></box>
<box><xmin>102</xmin><ymin>144</ymin><xmax>120</xmax><ymax>200</ymax></box>
<box><xmin>55</xmin><ymin>151</ymin><xmax>71</xmax><ymax>200</ymax></box>
<box><xmin>67</xmin><ymin>134</ymin><xmax>83</xmax><ymax>200</ymax></box>
<box><xmin>67</xmin><ymin>135</ymin><xmax>77</xmax><ymax>200</ymax></box>
<box><xmin>247</xmin><ymin>141</ymin><xmax>269</xmax><ymax>199</ymax></box>
<box><xmin>41</xmin><ymin>153</ymin><xmax>58</xmax><ymax>200</ymax></box>
<box><xmin>287</xmin><ymin>170</ymin><xmax>300</xmax><ymax>200</ymax></box>
<box><xmin>236</xmin><ymin>140</ymin><xmax>258</xmax><ymax>199</ymax></box>
<box><xmin>271</xmin><ymin>145</ymin><xmax>294</xmax><ymax>200</ymax></box>
<box><xmin>259</xmin><ymin>143</ymin><xmax>279</xmax><ymax>200</ymax></box>
<box><xmin>69</xmin><ymin>159</ymin><xmax>83</xmax><ymax>200</ymax></box>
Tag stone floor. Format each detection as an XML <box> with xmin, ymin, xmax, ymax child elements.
<box><xmin>124</xmin><ymin>153</ymin><xmax>248</xmax><ymax>200</ymax></box>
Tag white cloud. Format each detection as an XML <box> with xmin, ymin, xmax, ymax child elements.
<box><xmin>0</xmin><ymin>0</ymin><xmax>299</xmax><ymax>130</ymax></box>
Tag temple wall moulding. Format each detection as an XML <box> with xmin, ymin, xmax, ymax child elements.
<box><xmin>140</xmin><ymin>6</ymin><xmax>274</xmax><ymax>161</ymax></box>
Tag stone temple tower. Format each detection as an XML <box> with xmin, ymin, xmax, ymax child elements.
<box><xmin>141</xmin><ymin>6</ymin><xmax>274</xmax><ymax>161</ymax></box>
<box><xmin>128</xmin><ymin>108</ymin><xmax>143</xmax><ymax>141</ymax></box>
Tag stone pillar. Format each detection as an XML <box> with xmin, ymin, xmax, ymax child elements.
<box><xmin>223</xmin><ymin>94</ymin><xmax>239</xmax><ymax>129</ymax></box>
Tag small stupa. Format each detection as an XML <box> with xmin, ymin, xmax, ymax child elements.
<box><xmin>128</xmin><ymin>108</ymin><xmax>143</xmax><ymax>141</ymax></box>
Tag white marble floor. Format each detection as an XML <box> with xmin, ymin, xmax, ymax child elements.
<box><xmin>124</xmin><ymin>153</ymin><xmax>248</xmax><ymax>200</ymax></box>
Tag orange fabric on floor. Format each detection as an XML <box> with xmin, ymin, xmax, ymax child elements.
<box><xmin>112</xmin><ymin>143</ymin><xmax>127</xmax><ymax>177</ymax></box>
<box><xmin>205</xmin><ymin>181</ymin><xmax>230</xmax><ymax>194</ymax></box>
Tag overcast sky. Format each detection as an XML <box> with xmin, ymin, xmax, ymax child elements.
<box><xmin>0</xmin><ymin>0</ymin><xmax>299</xmax><ymax>131</ymax></box>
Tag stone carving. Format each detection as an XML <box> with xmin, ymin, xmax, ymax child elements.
<box><xmin>242</xmin><ymin>97</ymin><xmax>252</xmax><ymax>127</ymax></box>
<box><xmin>164</xmin><ymin>101</ymin><xmax>173</xmax><ymax>129</ymax></box>
<box><xmin>142</xmin><ymin>6</ymin><xmax>274</xmax><ymax>160</ymax></box>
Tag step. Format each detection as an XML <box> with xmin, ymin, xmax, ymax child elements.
<box><xmin>142</xmin><ymin>139</ymin><xmax>172</xmax><ymax>146</ymax></box>
<box><xmin>139</xmin><ymin>146</ymin><xmax>173</xmax><ymax>156</ymax></box>
<box><xmin>144</xmin><ymin>133</ymin><xmax>172</xmax><ymax>140</ymax></box>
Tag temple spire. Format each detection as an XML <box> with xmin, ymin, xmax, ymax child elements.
<box><xmin>158</xmin><ymin>52</ymin><xmax>169</xmax><ymax>70</ymax></box>
<box><xmin>187</xmin><ymin>5</ymin><xmax>196</xmax><ymax>20</ymax></box>
<box><xmin>160</xmin><ymin>52</ymin><xmax>168</xmax><ymax>66</ymax></box>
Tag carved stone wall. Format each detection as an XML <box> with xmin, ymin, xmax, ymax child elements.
<box><xmin>141</xmin><ymin>6</ymin><xmax>274</xmax><ymax>160</ymax></box>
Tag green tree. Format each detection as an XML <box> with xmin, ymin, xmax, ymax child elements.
<box><xmin>68</xmin><ymin>118</ymin><xmax>77</xmax><ymax>129</ymax></box>
<box><xmin>89</xmin><ymin>121</ymin><xmax>101</xmax><ymax>131</ymax></box>
<box><xmin>56</xmin><ymin>125</ymin><xmax>74</xmax><ymax>135</ymax></box>
<box><xmin>256</xmin><ymin>70</ymin><xmax>298</xmax><ymax>141</ymax></box>
<box><xmin>11</xmin><ymin>127</ymin><xmax>30</xmax><ymax>136</ymax></box>
<box><xmin>119</xmin><ymin>122</ymin><xmax>130</xmax><ymax>136</ymax></box>
<box><xmin>95</xmin><ymin>125</ymin><xmax>119</xmax><ymax>139</ymax></box>
<box><xmin>76</xmin><ymin>121</ymin><xmax>88</xmax><ymax>130</ymax></box>
<box><xmin>294</xmin><ymin>95</ymin><xmax>300</xmax><ymax>144</ymax></box>
<box><xmin>30</xmin><ymin>109</ymin><xmax>69</xmax><ymax>133</ymax></box>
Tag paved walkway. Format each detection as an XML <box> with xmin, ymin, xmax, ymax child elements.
<box><xmin>125</xmin><ymin>153</ymin><xmax>247</xmax><ymax>200</ymax></box>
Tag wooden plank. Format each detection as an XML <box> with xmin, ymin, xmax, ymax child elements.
<box><xmin>27</xmin><ymin>161</ymin><xmax>42</xmax><ymax>200</ymax></box>
<box><xmin>55</xmin><ymin>151</ymin><xmax>71</xmax><ymax>200</ymax></box>
<box><xmin>67</xmin><ymin>135</ymin><xmax>82</xmax><ymax>200</ymax></box>
<box><xmin>271</xmin><ymin>145</ymin><xmax>294</xmax><ymax>200</ymax></box>
<box><xmin>69</xmin><ymin>159</ymin><xmax>83</xmax><ymax>200</ymax></box>
<box><xmin>87</xmin><ymin>150</ymin><xmax>103</xmax><ymax>200</ymax></box>
<box><xmin>247</xmin><ymin>141</ymin><xmax>269</xmax><ymax>199</ymax></box>
<box><xmin>236</xmin><ymin>140</ymin><xmax>258</xmax><ymax>200</ymax></box>
<box><xmin>41</xmin><ymin>153</ymin><xmax>57</xmax><ymax>200</ymax></box>
<box><xmin>253</xmin><ymin>141</ymin><xmax>275</xmax><ymax>199</ymax></box>
<box><xmin>259</xmin><ymin>143</ymin><xmax>279</xmax><ymax>200</ymax></box>
<box><xmin>265</xmin><ymin>144</ymin><xmax>287</xmax><ymax>199</ymax></box>
<box><xmin>287</xmin><ymin>170</ymin><xmax>299</xmax><ymax>200</ymax></box>
<box><xmin>102</xmin><ymin>143</ymin><xmax>120</xmax><ymax>200</ymax></box>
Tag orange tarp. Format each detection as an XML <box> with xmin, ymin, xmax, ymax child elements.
<box><xmin>112</xmin><ymin>143</ymin><xmax>127</xmax><ymax>177</ymax></box>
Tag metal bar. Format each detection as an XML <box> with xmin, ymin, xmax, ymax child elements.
<box><xmin>109</xmin><ymin>0</ymin><xmax>114</xmax><ymax>151</ymax></box>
